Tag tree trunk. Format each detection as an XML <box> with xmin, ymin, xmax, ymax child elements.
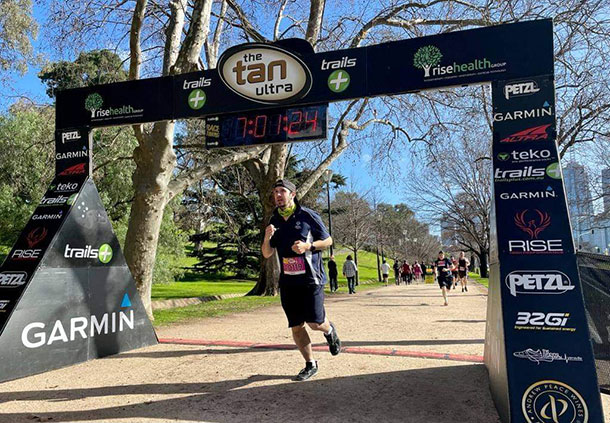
<box><xmin>478</xmin><ymin>249</ymin><xmax>489</xmax><ymax>278</ymax></box>
<box><xmin>354</xmin><ymin>249</ymin><xmax>359</xmax><ymax>284</ymax></box>
<box><xmin>124</xmin><ymin>122</ymin><xmax>176</xmax><ymax>319</ymax></box>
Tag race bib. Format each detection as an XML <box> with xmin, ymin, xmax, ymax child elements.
<box><xmin>459</xmin><ymin>266</ymin><xmax>466</xmax><ymax>271</ymax></box>
<box><xmin>282</xmin><ymin>257</ymin><xmax>306</xmax><ymax>275</ymax></box>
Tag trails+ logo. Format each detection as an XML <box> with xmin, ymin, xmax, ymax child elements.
<box><xmin>505</xmin><ymin>270</ymin><xmax>574</xmax><ymax>296</ymax></box>
<box><xmin>39</xmin><ymin>193</ymin><xmax>78</xmax><ymax>207</ymax></box>
<box><xmin>0</xmin><ymin>272</ymin><xmax>27</xmax><ymax>287</ymax></box>
<box><xmin>504</xmin><ymin>80</ymin><xmax>540</xmax><ymax>100</ymax></box>
<box><xmin>514</xmin><ymin>311</ymin><xmax>574</xmax><ymax>332</ymax></box>
<box><xmin>508</xmin><ymin>209</ymin><xmax>564</xmax><ymax>255</ymax></box>
<box><xmin>513</xmin><ymin>348</ymin><xmax>582</xmax><ymax>365</ymax></box>
<box><xmin>493</xmin><ymin>101</ymin><xmax>553</xmax><ymax>122</ymax></box>
<box><xmin>494</xmin><ymin>162</ymin><xmax>560</xmax><ymax>183</ymax></box>
<box><xmin>218</xmin><ymin>44</ymin><xmax>312</xmax><ymax>104</ymax></box>
<box><xmin>499</xmin><ymin>186</ymin><xmax>557</xmax><ymax>200</ymax></box>
<box><xmin>183</xmin><ymin>76</ymin><xmax>211</xmax><ymax>90</ymax></box>
<box><xmin>84</xmin><ymin>93</ymin><xmax>143</xmax><ymax>121</ymax></box>
<box><xmin>413</xmin><ymin>45</ymin><xmax>505</xmax><ymax>80</ymax></box>
<box><xmin>522</xmin><ymin>380</ymin><xmax>588</xmax><ymax>423</ymax></box>
<box><xmin>497</xmin><ymin>148</ymin><xmax>553</xmax><ymax>163</ymax></box>
<box><xmin>321</xmin><ymin>56</ymin><xmax>357</xmax><ymax>70</ymax></box>
<box><xmin>64</xmin><ymin>243</ymin><xmax>113</xmax><ymax>263</ymax></box>
<box><xmin>58</xmin><ymin>163</ymin><xmax>86</xmax><ymax>176</ymax></box>
<box><xmin>500</xmin><ymin>124</ymin><xmax>552</xmax><ymax>143</ymax></box>
<box><xmin>60</xmin><ymin>130</ymin><xmax>81</xmax><ymax>143</ymax></box>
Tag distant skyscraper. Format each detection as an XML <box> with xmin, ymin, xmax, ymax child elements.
<box><xmin>602</xmin><ymin>167</ymin><xmax>610</xmax><ymax>214</ymax></box>
<box><xmin>564</xmin><ymin>162</ymin><xmax>594</xmax><ymax>248</ymax></box>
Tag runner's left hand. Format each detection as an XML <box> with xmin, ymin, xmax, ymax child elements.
<box><xmin>292</xmin><ymin>240</ymin><xmax>310</xmax><ymax>254</ymax></box>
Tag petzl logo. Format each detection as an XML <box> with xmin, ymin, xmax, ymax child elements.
<box><xmin>58</xmin><ymin>163</ymin><xmax>86</xmax><ymax>176</ymax></box>
<box><xmin>218</xmin><ymin>44</ymin><xmax>312</xmax><ymax>104</ymax></box>
<box><xmin>504</xmin><ymin>80</ymin><xmax>540</xmax><ymax>100</ymax></box>
<box><xmin>61</xmin><ymin>130</ymin><xmax>81</xmax><ymax>143</ymax></box>
<box><xmin>0</xmin><ymin>272</ymin><xmax>27</xmax><ymax>287</ymax></box>
<box><xmin>505</xmin><ymin>271</ymin><xmax>574</xmax><ymax>296</ymax></box>
<box><xmin>500</xmin><ymin>124</ymin><xmax>552</xmax><ymax>142</ymax></box>
<box><xmin>522</xmin><ymin>380</ymin><xmax>588</xmax><ymax>423</ymax></box>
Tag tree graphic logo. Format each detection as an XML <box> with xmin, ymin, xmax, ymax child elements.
<box><xmin>413</xmin><ymin>45</ymin><xmax>442</xmax><ymax>77</ymax></box>
<box><xmin>85</xmin><ymin>93</ymin><xmax>103</xmax><ymax>118</ymax></box>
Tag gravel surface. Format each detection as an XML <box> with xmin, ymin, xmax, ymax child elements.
<box><xmin>0</xmin><ymin>282</ymin><xmax>607</xmax><ymax>422</ymax></box>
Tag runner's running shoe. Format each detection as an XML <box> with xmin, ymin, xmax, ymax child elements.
<box><xmin>324</xmin><ymin>322</ymin><xmax>341</xmax><ymax>356</ymax></box>
<box><xmin>295</xmin><ymin>362</ymin><xmax>318</xmax><ymax>381</ymax></box>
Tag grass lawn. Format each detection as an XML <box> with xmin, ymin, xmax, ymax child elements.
<box><xmin>469</xmin><ymin>272</ymin><xmax>489</xmax><ymax>287</ymax></box>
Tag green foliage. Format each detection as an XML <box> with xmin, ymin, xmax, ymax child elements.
<box><xmin>38</xmin><ymin>49</ymin><xmax>128</xmax><ymax>98</ymax></box>
<box><xmin>0</xmin><ymin>0</ymin><xmax>37</xmax><ymax>76</ymax></box>
<box><xmin>413</xmin><ymin>45</ymin><xmax>442</xmax><ymax>69</ymax></box>
<box><xmin>0</xmin><ymin>103</ymin><xmax>54</xmax><ymax>246</ymax></box>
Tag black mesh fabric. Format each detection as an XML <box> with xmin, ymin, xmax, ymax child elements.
<box><xmin>577</xmin><ymin>252</ymin><xmax>610</xmax><ymax>394</ymax></box>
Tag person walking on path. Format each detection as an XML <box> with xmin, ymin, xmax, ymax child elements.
<box><xmin>401</xmin><ymin>260</ymin><xmax>412</xmax><ymax>285</ymax></box>
<box><xmin>457</xmin><ymin>251</ymin><xmax>470</xmax><ymax>292</ymax></box>
<box><xmin>261</xmin><ymin>179</ymin><xmax>342</xmax><ymax>382</ymax></box>
<box><xmin>413</xmin><ymin>261</ymin><xmax>422</xmax><ymax>283</ymax></box>
<box><xmin>421</xmin><ymin>262</ymin><xmax>427</xmax><ymax>282</ymax></box>
<box><xmin>434</xmin><ymin>251</ymin><xmax>454</xmax><ymax>306</ymax></box>
<box><xmin>343</xmin><ymin>255</ymin><xmax>358</xmax><ymax>294</ymax></box>
<box><xmin>380</xmin><ymin>259</ymin><xmax>390</xmax><ymax>286</ymax></box>
<box><xmin>393</xmin><ymin>259</ymin><xmax>400</xmax><ymax>285</ymax></box>
<box><xmin>328</xmin><ymin>255</ymin><xmax>338</xmax><ymax>292</ymax></box>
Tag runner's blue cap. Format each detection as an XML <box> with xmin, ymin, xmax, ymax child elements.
<box><xmin>274</xmin><ymin>179</ymin><xmax>296</xmax><ymax>192</ymax></box>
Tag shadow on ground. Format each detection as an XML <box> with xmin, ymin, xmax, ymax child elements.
<box><xmin>0</xmin><ymin>365</ymin><xmax>500</xmax><ymax>423</ymax></box>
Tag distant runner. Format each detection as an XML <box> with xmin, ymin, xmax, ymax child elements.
<box><xmin>381</xmin><ymin>259</ymin><xmax>390</xmax><ymax>285</ymax></box>
<box><xmin>261</xmin><ymin>179</ymin><xmax>341</xmax><ymax>382</ymax></box>
<box><xmin>434</xmin><ymin>251</ymin><xmax>453</xmax><ymax>306</ymax></box>
<box><xmin>457</xmin><ymin>251</ymin><xmax>470</xmax><ymax>292</ymax></box>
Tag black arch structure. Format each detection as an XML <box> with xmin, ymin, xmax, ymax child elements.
<box><xmin>0</xmin><ymin>19</ymin><xmax>603</xmax><ymax>422</ymax></box>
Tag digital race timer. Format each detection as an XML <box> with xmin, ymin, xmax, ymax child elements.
<box><xmin>205</xmin><ymin>104</ymin><xmax>327</xmax><ymax>149</ymax></box>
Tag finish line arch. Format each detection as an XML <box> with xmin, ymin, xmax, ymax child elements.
<box><xmin>0</xmin><ymin>19</ymin><xmax>603</xmax><ymax>422</ymax></box>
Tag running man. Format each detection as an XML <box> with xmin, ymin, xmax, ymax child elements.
<box><xmin>434</xmin><ymin>251</ymin><xmax>453</xmax><ymax>306</ymax></box>
<box><xmin>457</xmin><ymin>251</ymin><xmax>470</xmax><ymax>292</ymax></box>
<box><xmin>380</xmin><ymin>259</ymin><xmax>390</xmax><ymax>286</ymax></box>
<box><xmin>261</xmin><ymin>179</ymin><xmax>341</xmax><ymax>381</ymax></box>
<box><xmin>450</xmin><ymin>255</ymin><xmax>459</xmax><ymax>290</ymax></box>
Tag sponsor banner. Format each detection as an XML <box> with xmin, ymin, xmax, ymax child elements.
<box><xmin>57</xmin><ymin>20</ymin><xmax>553</xmax><ymax>129</ymax></box>
<box><xmin>521</xmin><ymin>380</ymin><xmax>590</xmax><ymax>423</ymax></box>
<box><xmin>55</xmin><ymin>128</ymin><xmax>90</xmax><ymax>178</ymax></box>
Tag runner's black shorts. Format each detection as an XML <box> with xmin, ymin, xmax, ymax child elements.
<box><xmin>437</xmin><ymin>275</ymin><xmax>452</xmax><ymax>289</ymax></box>
<box><xmin>279</xmin><ymin>283</ymin><xmax>326</xmax><ymax>328</ymax></box>
<box><xmin>458</xmin><ymin>270</ymin><xmax>467</xmax><ymax>278</ymax></box>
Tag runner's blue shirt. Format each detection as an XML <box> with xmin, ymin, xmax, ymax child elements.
<box><xmin>269</xmin><ymin>200</ymin><xmax>330</xmax><ymax>286</ymax></box>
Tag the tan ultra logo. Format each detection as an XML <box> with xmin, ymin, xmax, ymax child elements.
<box><xmin>218</xmin><ymin>44</ymin><xmax>312</xmax><ymax>104</ymax></box>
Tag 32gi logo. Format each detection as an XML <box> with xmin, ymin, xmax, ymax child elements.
<box><xmin>515</xmin><ymin>312</ymin><xmax>575</xmax><ymax>332</ymax></box>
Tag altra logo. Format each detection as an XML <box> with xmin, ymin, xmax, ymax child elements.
<box><xmin>58</xmin><ymin>163</ymin><xmax>86</xmax><ymax>176</ymax></box>
<box><xmin>500</xmin><ymin>124</ymin><xmax>552</xmax><ymax>143</ymax></box>
<box><xmin>505</xmin><ymin>271</ymin><xmax>574</xmax><ymax>296</ymax></box>
<box><xmin>218</xmin><ymin>44</ymin><xmax>312</xmax><ymax>104</ymax></box>
<box><xmin>504</xmin><ymin>80</ymin><xmax>540</xmax><ymax>100</ymax></box>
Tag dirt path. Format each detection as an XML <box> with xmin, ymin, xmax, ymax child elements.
<box><xmin>0</xmin><ymin>282</ymin><xmax>608</xmax><ymax>422</ymax></box>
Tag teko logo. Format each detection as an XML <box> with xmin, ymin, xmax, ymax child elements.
<box><xmin>500</xmin><ymin>124</ymin><xmax>552</xmax><ymax>143</ymax></box>
<box><xmin>218</xmin><ymin>44</ymin><xmax>312</xmax><ymax>104</ymax></box>
<box><xmin>503</xmin><ymin>80</ymin><xmax>540</xmax><ymax>100</ymax></box>
<box><xmin>522</xmin><ymin>381</ymin><xmax>588</xmax><ymax>423</ymax></box>
<box><xmin>51</xmin><ymin>182</ymin><xmax>79</xmax><ymax>193</ymax></box>
<box><xmin>497</xmin><ymin>149</ymin><xmax>553</xmax><ymax>163</ymax></box>
<box><xmin>505</xmin><ymin>270</ymin><xmax>574</xmax><ymax>296</ymax></box>
<box><xmin>0</xmin><ymin>272</ymin><xmax>27</xmax><ymax>287</ymax></box>
<box><xmin>64</xmin><ymin>243</ymin><xmax>113</xmax><ymax>263</ymax></box>
<box><xmin>514</xmin><ymin>311</ymin><xmax>574</xmax><ymax>331</ymax></box>
<box><xmin>493</xmin><ymin>102</ymin><xmax>553</xmax><ymax>122</ymax></box>
<box><xmin>61</xmin><ymin>130</ymin><xmax>81</xmax><ymax>143</ymax></box>
<box><xmin>0</xmin><ymin>300</ymin><xmax>9</xmax><ymax>310</ymax></box>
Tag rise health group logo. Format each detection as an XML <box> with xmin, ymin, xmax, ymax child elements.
<box><xmin>413</xmin><ymin>45</ymin><xmax>506</xmax><ymax>80</ymax></box>
<box><xmin>85</xmin><ymin>93</ymin><xmax>144</xmax><ymax>122</ymax></box>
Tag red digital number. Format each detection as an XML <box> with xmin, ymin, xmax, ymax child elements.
<box><xmin>288</xmin><ymin>111</ymin><xmax>302</xmax><ymax>135</ymax></box>
<box><xmin>304</xmin><ymin>109</ymin><xmax>318</xmax><ymax>132</ymax></box>
<box><xmin>236</xmin><ymin>117</ymin><xmax>247</xmax><ymax>138</ymax></box>
<box><xmin>254</xmin><ymin>115</ymin><xmax>267</xmax><ymax>138</ymax></box>
<box><xmin>270</xmin><ymin>114</ymin><xmax>282</xmax><ymax>135</ymax></box>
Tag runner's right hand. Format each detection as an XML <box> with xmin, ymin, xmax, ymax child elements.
<box><xmin>265</xmin><ymin>224</ymin><xmax>276</xmax><ymax>240</ymax></box>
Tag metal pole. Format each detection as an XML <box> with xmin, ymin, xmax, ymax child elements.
<box><xmin>326</xmin><ymin>180</ymin><xmax>333</xmax><ymax>256</ymax></box>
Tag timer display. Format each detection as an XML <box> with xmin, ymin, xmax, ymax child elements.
<box><xmin>205</xmin><ymin>104</ymin><xmax>327</xmax><ymax>149</ymax></box>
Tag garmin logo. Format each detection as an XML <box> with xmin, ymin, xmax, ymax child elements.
<box><xmin>505</xmin><ymin>271</ymin><xmax>574</xmax><ymax>296</ymax></box>
<box><xmin>56</xmin><ymin>150</ymin><xmax>88</xmax><ymax>160</ymax></box>
<box><xmin>218</xmin><ymin>44</ymin><xmax>312</xmax><ymax>104</ymax></box>
<box><xmin>21</xmin><ymin>310</ymin><xmax>134</xmax><ymax>349</ymax></box>
<box><xmin>183</xmin><ymin>77</ymin><xmax>211</xmax><ymax>89</ymax></box>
